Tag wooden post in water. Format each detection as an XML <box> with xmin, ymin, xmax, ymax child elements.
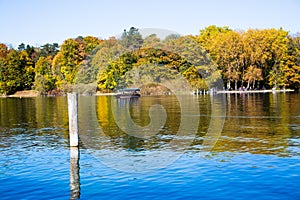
<box><xmin>70</xmin><ymin>147</ymin><xmax>80</xmax><ymax>199</ymax></box>
<box><xmin>68</xmin><ymin>92</ymin><xmax>79</xmax><ymax>147</ymax></box>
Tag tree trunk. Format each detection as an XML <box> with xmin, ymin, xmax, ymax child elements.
<box><xmin>227</xmin><ymin>80</ymin><xmax>231</xmax><ymax>90</ymax></box>
<box><xmin>235</xmin><ymin>80</ymin><xmax>238</xmax><ymax>91</ymax></box>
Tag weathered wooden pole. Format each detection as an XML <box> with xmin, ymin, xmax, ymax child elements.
<box><xmin>68</xmin><ymin>92</ymin><xmax>79</xmax><ymax>147</ymax></box>
<box><xmin>70</xmin><ymin>147</ymin><xmax>80</xmax><ymax>199</ymax></box>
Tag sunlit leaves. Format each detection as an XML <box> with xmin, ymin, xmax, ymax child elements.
<box><xmin>198</xmin><ymin>26</ymin><xmax>295</xmax><ymax>90</ymax></box>
<box><xmin>96</xmin><ymin>33</ymin><xmax>213</xmax><ymax>92</ymax></box>
<box><xmin>1</xmin><ymin>26</ymin><xmax>300</xmax><ymax>95</ymax></box>
<box><xmin>34</xmin><ymin>56</ymin><xmax>55</xmax><ymax>94</ymax></box>
<box><xmin>0</xmin><ymin>48</ymin><xmax>34</xmax><ymax>94</ymax></box>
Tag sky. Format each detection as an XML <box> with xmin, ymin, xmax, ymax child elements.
<box><xmin>1</xmin><ymin>0</ymin><xmax>300</xmax><ymax>47</ymax></box>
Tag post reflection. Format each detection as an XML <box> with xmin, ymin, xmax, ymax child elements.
<box><xmin>70</xmin><ymin>147</ymin><xmax>80</xmax><ymax>200</ymax></box>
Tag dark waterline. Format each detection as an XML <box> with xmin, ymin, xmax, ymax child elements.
<box><xmin>0</xmin><ymin>93</ymin><xmax>300</xmax><ymax>199</ymax></box>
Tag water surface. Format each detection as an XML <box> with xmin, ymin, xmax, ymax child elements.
<box><xmin>0</xmin><ymin>93</ymin><xmax>299</xmax><ymax>199</ymax></box>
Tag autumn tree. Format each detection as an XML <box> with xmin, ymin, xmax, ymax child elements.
<box><xmin>142</xmin><ymin>34</ymin><xmax>161</xmax><ymax>49</ymax></box>
<box><xmin>1</xmin><ymin>26</ymin><xmax>300</xmax><ymax>95</ymax></box>
<box><xmin>92</xmin><ymin>37</ymin><xmax>126</xmax><ymax>87</ymax></box>
<box><xmin>52</xmin><ymin>39</ymin><xmax>82</xmax><ymax>91</ymax></box>
<box><xmin>97</xmin><ymin>52</ymin><xmax>137</xmax><ymax>91</ymax></box>
<box><xmin>243</xmin><ymin>65</ymin><xmax>263</xmax><ymax>89</ymax></box>
<box><xmin>197</xmin><ymin>25</ymin><xmax>231</xmax><ymax>60</ymax></box>
<box><xmin>285</xmin><ymin>35</ymin><xmax>300</xmax><ymax>89</ymax></box>
<box><xmin>34</xmin><ymin>56</ymin><xmax>55</xmax><ymax>94</ymax></box>
<box><xmin>74</xmin><ymin>36</ymin><xmax>102</xmax><ymax>85</ymax></box>
<box><xmin>198</xmin><ymin>27</ymin><xmax>242</xmax><ymax>89</ymax></box>
<box><xmin>264</xmin><ymin>29</ymin><xmax>289</xmax><ymax>89</ymax></box>
<box><xmin>52</xmin><ymin>36</ymin><xmax>101</xmax><ymax>91</ymax></box>
<box><xmin>198</xmin><ymin>26</ymin><xmax>295</xmax><ymax>90</ymax></box>
<box><xmin>163</xmin><ymin>35</ymin><xmax>216</xmax><ymax>89</ymax></box>
<box><xmin>0</xmin><ymin>48</ymin><xmax>34</xmax><ymax>94</ymax></box>
<box><xmin>243</xmin><ymin>29</ymin><xmax>289</xmax><ymax>89</ymax></box>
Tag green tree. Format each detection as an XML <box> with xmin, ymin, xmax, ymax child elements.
<box><xmin>20</xmin><ymin>50</ymin><xmax>35</xmax><ymax>89</ymax></box>
<box><xmin>121</xmin><ymin>27</ymin><xmax>143</xmax><ymax>51</ymax></box>
<box><xmin>97</xmin><ymin>52</ymin><xmax>137</xmax><ymax>91</ymax></box>
<box><xmin>92</xmin><ymin>37</ymin><xmax>126</xmax><ymax>75</ymax></box>
<box><xmin>18</xmin><ymin>43</ymin><xmax>37</xmax><ymax>61</ymax></box>
<box><xmin>0</xmin><ymin>49</ymin><xmax>34</xmax><ymax>94</ymax></box>
<box><xmin>0</xmin><ymin>44</ymin><xmax>9</xmax><ymax>94</ymax></box>
<box><xmin>93</xmin><ymin>37</ymin><xmax>126</xmax><ymax>89</ymax></box>
<box><xmin>34</xmin><ymin>56</ymin><xmax>55</xmax><ymax>94</ymax></box>
<box><xmin>83</xmin><ymin>36</ymin><xmax>102</xmax><ymax>54</ymax></box>
<box><xmin>52</xmin><ymin>38</ymin><xmax>85</xmax><ymax>91</ymax></box>
<box><xmin>39</xmin><ymin>43</ymin><xmax>59</xmax><ymax>58</ymax></box>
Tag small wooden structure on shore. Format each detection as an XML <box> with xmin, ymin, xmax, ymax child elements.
<box><xmin>216</xmin><ymin>89</ymin><xmax>294</xmax><ymax>94</ymax></box>
<box><xmin>194</xmin><ymin>88</ymin><xmax>295</xmax><ymax>95</ymax></box>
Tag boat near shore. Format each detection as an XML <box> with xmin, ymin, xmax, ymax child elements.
<box><xmin>115</xmin><ymin>88</ymin><xmax>141</xmax><ymax>98</ymax></box>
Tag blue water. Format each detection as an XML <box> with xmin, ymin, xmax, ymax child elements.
<box><xmin>1</xmin><ymin>94</ymin><xmax>300</xmax><ymax>199</ymax></box>
<box><xmin>1</xmin><ymin>141</ymin><xmax>300</xmax><ymax>200</ymax></box>
<box><xmin>80</xmin><ymin>153</ymin><xmax>300</xmax><ymax>200</ymax></box>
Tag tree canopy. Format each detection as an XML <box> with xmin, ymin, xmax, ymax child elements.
<box><xmin>0</xmin><ymin>26</ymin><xmax>299</xmax><ymax>95</ymax></box>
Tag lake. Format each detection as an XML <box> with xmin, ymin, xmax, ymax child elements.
<box><xmin>0</xmin><ymin>93</ymin><xmax>300</xmax><ymax>199</ymax></box>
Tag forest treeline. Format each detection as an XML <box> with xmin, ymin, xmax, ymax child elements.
<box><xmin>0</xmin><ymin>26</ymin><xmax>299</xmax><ymax>95</ymax></box>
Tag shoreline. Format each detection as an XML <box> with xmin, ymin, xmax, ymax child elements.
<box><xmin>0</xmin><ymin>89</ymin><xmax>297</xmax><ymax>98</ymax></box>
<box><xmin>216</xmin><ymin>89</ymin><xmax>294</xmax><ymax>94</ymax></box>
<box><xmin>0</xmin><ymin>90</ymin><xmax>40</xmax><ymax>98</ymax></box>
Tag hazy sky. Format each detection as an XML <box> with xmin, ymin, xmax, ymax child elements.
<box><xmin>1</xmin><ymin>0</ymin><xmax>299</xmax><ymax>47</ymax></box>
